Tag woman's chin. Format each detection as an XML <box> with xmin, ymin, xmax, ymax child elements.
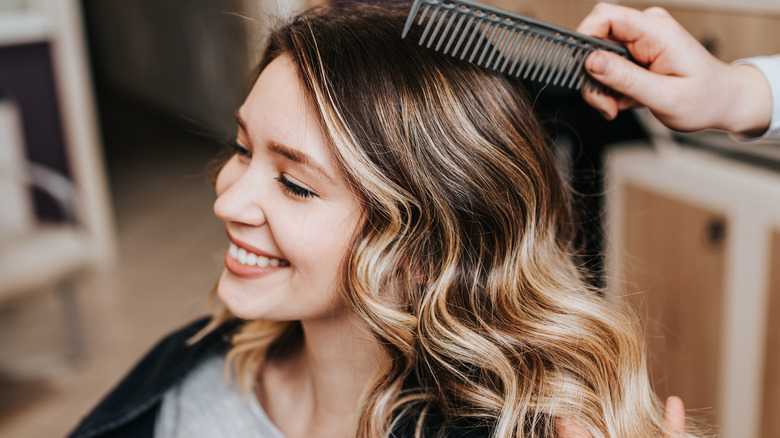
<box><xmin>216</xmin><ymin>271</ymin><xmax>268</xmax><ymax>320</ymax></box>
<box><xmin>215</xmin><ymin>269</ymin><xmax>349</xmax><ymax>323</ymax></box>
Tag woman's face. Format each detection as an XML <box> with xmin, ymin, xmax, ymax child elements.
<box><xmin>214</xmin><ymin>55</ymin><xmax>363</xmax><ymax>322</ymax></box>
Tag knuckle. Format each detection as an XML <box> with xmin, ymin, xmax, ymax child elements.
<box><xmin>643</xmin><ymin>6</ymin><xmax>671</xmax><ymax>17</ymax></box>
<box><xmin>619</xmin><ymin>65</ymin><xmax>635</xmax><ymax>87</ymax></box>
<box><xmin>594</xmin><ymin>2</ymin><xmax>623</xmax><ymax>14</ymax></box>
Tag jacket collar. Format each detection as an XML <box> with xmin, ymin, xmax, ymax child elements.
<box><xmin>68</xmin><ymin>317</ymin><xmax>241</xmax><ymax>438</ymax></box>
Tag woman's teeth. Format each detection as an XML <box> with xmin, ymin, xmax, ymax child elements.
<box><xmin>229</xmin><ymin>243</ymin><xmax>288</xmax><ymax>267</ymax></box>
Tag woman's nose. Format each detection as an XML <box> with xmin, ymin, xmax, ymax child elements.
<box><xmin>213</xmin><ymin>166</ymin><xmax>266</xmax><ymax>226</ymax></box>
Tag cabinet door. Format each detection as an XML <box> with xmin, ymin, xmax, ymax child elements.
<box><xmin>621</xmin><ymin>183</ymin><xmax>727</xmax><ymax>426</ymax></box>
<box><xmin>761</xmin><ymin>230</ymin><xmax>780</xmax><ymax>438</ymax></box>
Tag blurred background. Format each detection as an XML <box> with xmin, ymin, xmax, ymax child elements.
<box><xmin>0</xmin><ymin>0</ymin><xmax>778</xmax><ymax>437</ymax></box>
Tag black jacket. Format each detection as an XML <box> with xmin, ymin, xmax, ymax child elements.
<box><xmin>67</xmin><ymin>318</ymin><xmax>491</xmax><ymax>438</ymax></box>
<box><xmin>68</xmin><ymin>317</ymin><xmax>241</xmax><ymax>438</ymax></box>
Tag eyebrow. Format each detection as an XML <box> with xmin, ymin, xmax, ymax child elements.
<box><xmin>235</xmin><ymin>113</ymin><xmax>334</xmax><ymax>182</ymax></box>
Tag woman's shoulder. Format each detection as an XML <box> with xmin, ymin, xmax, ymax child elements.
<box><xmin>67</xmin><ymin>316</ymin><xmax>242</xmax><ymax>438</ymax></box>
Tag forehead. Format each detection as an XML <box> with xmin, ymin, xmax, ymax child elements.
<box><xmin>239</xmin><ymin>56</ymin><xmax>331</xmax><ymax>170</ymax></box>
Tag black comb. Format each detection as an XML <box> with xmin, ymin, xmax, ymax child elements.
<box><xmin>402</xmin><ymin>0</ymin><xmax>633</xmax><ymax>93</ymax></box>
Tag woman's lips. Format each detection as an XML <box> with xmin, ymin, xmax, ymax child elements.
<box><xmin>223</xmin><ymin>249</ymin><xmax>287</xmax><ymax>279</ymax></box>
<box><xmin>224</xmin><ymin>234</ymin><xmax>290</xmax><ymax>279</ymax></box>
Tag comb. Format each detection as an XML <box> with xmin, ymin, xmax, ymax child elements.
<box><xmin>401</xmin><ymin>0</ymin><xmax>633</xmax><ymax>93</ymax></box>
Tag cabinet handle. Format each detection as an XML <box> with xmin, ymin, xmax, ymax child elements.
<box><xmin>706</xmin><ymin>217</ymin><xmax>727</xmax><ymax>248</ymax></box>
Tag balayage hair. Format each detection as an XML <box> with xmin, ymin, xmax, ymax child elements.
<box><xmin>205</xmin><ymin>5</ymin><xmax>705</xmax><ymax>438</ymax></box>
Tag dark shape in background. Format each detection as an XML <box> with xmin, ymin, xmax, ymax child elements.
<box><xmin>0</xmin><ymin>42</ymin><xmax>71</xmax><ymax>221</ymax></box>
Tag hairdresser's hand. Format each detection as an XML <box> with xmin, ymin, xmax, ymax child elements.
<box><xmin>663</xmin><ymin>395</ymin><xmax>687</xmax><ymax>437</ymax></box>
<box><xmin>577</xmin><ymin>3</ymin><xmax>771</xmax><ymax>137</ymax></box>
<box><xmin>555</xmin><ymin>395</ymin><xmax>686</xmax><ymax>437</ymax></box>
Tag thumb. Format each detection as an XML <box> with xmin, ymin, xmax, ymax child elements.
<box><xmin>585</xmin><ymin>50</ymin><xmax>662</xmax><ymax>107</ymax></box>
<box><xmin>664</xmin><ymin>396</ymin><xmax>686</xmax><ymax>438</ymax></box>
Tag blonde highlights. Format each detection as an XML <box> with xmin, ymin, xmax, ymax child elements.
<box><xmin>208</xmin><ymin>5</ymin><xmax>706</xmax><ymax>438</ymax></box>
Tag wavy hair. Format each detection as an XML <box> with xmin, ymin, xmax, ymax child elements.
<box><xmin>204</xmin><ymin>5</ymin><xmax>705</xmax><ymax>438</ymax></box>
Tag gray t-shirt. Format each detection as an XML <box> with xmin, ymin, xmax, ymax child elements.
<box><xmin>155</xmin><ymin>354</ymin><xmax>286</xmax><ymax>438</ymax></box>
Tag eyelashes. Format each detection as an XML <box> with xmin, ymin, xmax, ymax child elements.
<box><xmin>225</xmin><ymin>138</ymin><xmax>319</xmax><ymax>199</ymax></box>
<box><xmin>226</xmin><ymin>138</ymin><xmax>251</xmax><ymax>157</ymax></box>
<box><xmin>276</xmin><ymin>174</ymin><xmax>319</xmax><ymax>199</ymax></box>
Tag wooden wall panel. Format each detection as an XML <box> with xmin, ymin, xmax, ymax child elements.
<box><xmin>484</xmin><ymin>0</ymin><xmax>780</xmax><ymax>62</ymax></box>
<box><xmin>487</xmin><ymin>0</ymin><xmax>599</xmax><ymax>29</ymax></box>
<box><xmin>761</xmin><ymin>231</ymin><xmax>780</xmax><ymax>438</ymax></box>
<box><xmin>621</xmin><ymin>183</ymin><xmax>726</xmax><ymax>425</ymax></box>
<box><xmin>624</xmin><ymin>1</ymin><xmax>780</xmax><ymax>61</ymax></box>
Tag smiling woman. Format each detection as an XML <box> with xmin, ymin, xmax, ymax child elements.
<box><xmin>69</xmin><ymin>4</ymin><xmax>706</xmax><ymax>438</ymax></box>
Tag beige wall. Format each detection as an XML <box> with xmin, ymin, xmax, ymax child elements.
<box><xmin>626</xmin><ymin>1</ymin><xmax>780</xmax><ymax>61</ymax></box>
<box><xmin>482</xmin><ymin>0</ymin><xmax>780</xmax><ymax>61</ymax></box>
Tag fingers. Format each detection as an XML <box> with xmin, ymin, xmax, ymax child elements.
<box><xmin>576</xmin><ymin>2</ymin><xmax>621</xmax><ymax>39</ymax></box>
<box><xmin>582</xmin><ymin>85</ymin><xmax>641</xmax><ymax>120</ymax></box>
<box><xmin>556</xmin><ymin>418</ymin><xmax>591</xmax><ymax>438</ymax></box>
<box><xmin>582</xmin><ymin>88</ymin><xmax>617</xmax><ymax>119</ymax></box>
<box><xmin>577</xmin><ymin>2</ymin><xmax>662</xmax><ymax>43</ymax></box>
<box><xmin>584</xmin><ymin>50</ymin><xmax>668</xmax><ymax>108</ymax></box>
<box><xmin>643</xmin><ymin>6</ymin><xmax>672</xmax><ymax>18</ymax></box>
<box><xmin>664</xmin><ymin>396</ymin><xmax>686</xmax><ymax>438</ymax></box>
<box><xmin>555</xmin><ymin>398</ymin><xmax>685</xmax><ymax>438</ymax></box>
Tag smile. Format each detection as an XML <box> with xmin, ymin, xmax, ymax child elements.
<box><xmin>228</xmin><ymin>243</ymin><xmax>290</xmax><ymax>267</ymax></box>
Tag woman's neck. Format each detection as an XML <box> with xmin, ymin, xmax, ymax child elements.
<box><xmin>258</xmin><ymin>315</ymin><xmax>384</xmax><ymax>438</ymax></box>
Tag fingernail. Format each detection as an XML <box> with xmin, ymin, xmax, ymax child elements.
<box><xmin>588</xmin><ymin>52</ymin><xmax>610</xmax><ymax>76</ymax></box>
<box><xmin>599</xmin><ymin>109</ymin><xmax>612</xmax><ymax>120</ymax></box>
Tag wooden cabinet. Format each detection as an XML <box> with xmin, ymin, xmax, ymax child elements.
<box><xmin>622</xmin><ymin>184</ymin><xmax>726</xmax><ymax>425</ymax></box>
<box><xmin>605</xmin><ymin>145</ymin><xmax>780</xmax><ymax>438</ymax></box>
<box><xmin>763</xmin><ymin>230</ymin><xmax>780</xmax><ymax>438</ymax></box>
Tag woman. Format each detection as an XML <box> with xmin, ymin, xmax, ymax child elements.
<box><xmin>70</xmin><ymin>5</ymin><xmax>701</xmax><ymax>438</ymax></box>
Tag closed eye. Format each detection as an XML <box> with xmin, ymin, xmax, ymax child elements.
<box><xmin>226</xmin><ymin>138</ymin><xmax>251</xmax><ymax>158</ymax></box>
<box><xmin>276</xmin><ymin>174</ymin><xmax>319</xmax><ymax>198</ymax></box>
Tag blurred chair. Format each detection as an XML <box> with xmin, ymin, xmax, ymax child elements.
<box><xmin>0</xmin><ymin>96</ymin><xmax>91</xmax><ymax>363</ymax></box>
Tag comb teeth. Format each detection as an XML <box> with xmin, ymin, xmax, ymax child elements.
<box><xmin>402</xmin><ymin>0</ymin><xmax>631</xmax><ymax>94</ymax></box>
